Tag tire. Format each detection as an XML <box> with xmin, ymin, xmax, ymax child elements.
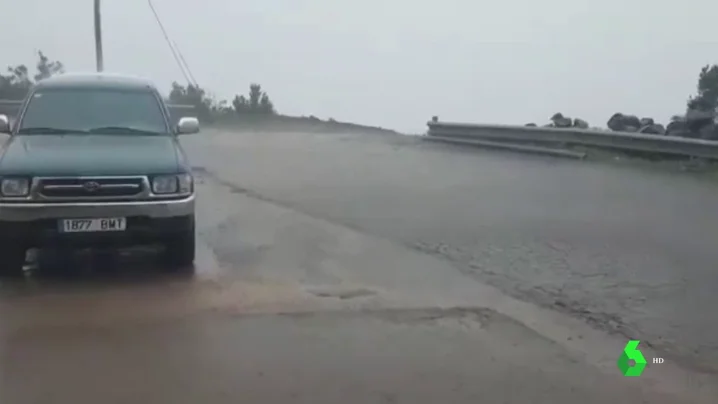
<box><xmin>0</xmin><ymin>244</ymin><xmax>27</xmax><ymax>278</ymax></box>
<box><xmin>161</xmin><ymin>224</ymin><xmax>196</xmax><ymax>272</ymax></box>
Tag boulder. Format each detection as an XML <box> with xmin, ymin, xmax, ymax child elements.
<box><xmin>607</xmin><ymin>113</ymin><xmax>623</xmax><ymax>131</ymax></box>
<box><xmin>607</xmin><ymin>113</ymin><xmax>641</xmax><ymax>132</ymax></box>
<box><xmin>622</xmin><ymin>115</ymin><xmax>641</xmax><ymax>131</ymax></box>
<box><xmin>572</xmin><ymin>118</ymin><xmax>589</xmax><ymax>129</ymax></box>
<box><xmin>550</xmin><ymin>112</ymin><xmax>573</xmax><ymax>128</ymax></box>
<box><xmin>685</xmin><ymin>109</ymin><xmax>715</xmax><ymax>133</ymax></box>
<box><xmin>639</xmin><ymin>117</ymin><xmax>654</xmax><ymax>126</ymax></box>
<box><xmin>665</xmin><ymin>118</ymin><xmax>686</xmax><ymax>133</ymax></box>
<box><xmin>638</xmin><ymin>123</ymin><xmax>665</xmax><ymax>135</ymax></box>
<box><xmin>666</xmin><ymin>118</ymin><xmax>694</xmax><ymax>137</ymax></box>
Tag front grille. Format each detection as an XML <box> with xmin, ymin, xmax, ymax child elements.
<box><xmin>38</xmin><ymin>177</ymin><xmax>144</xmax><ymax>199</ymax></box>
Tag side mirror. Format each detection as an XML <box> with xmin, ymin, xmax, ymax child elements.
<box><xmin>0</xmin><ymin>115</ymin><xmax>10</xmax><ymax>134</ymax></box>
<box><xmin>176</xmin><ymin>117</ymin><xmax>199</xmax><ymax>135</ymax></box>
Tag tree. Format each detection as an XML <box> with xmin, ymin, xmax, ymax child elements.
<box><xmin>232</xmin><ymin>95</ymin><xmax>249</xmax><ymax>113</ymax></box>
<box><xmin>34</xmin><ymin>51</ymin><xmax>64</xmax><ymax>82</ymax></box>
<box><xmin>168</xmin><ymin>81</ymin><xmax>213</xmax><ymax>120</ymax></box>
<box><xmin>249</xmin><ymin>83</ymin><xmax>262</xmax><ymax>111</ymax></box>
<box><xmin>231</xmin><ymin>83</ymin><xmax>276</xmax><ymax>115</ymax></box>
<box><xmin>0</xmin><ymin>51</ymin><xmax>64</xmax><ymax>100</ymax></box>
<box><xmin>687</xmin><ymin>64</ymin><xmax>718</xmax><ymax>111</ymax></box>
<box><xmin>0</xmin><ymin>50</ymin><xmax>279</xmax><ymax>122</ymax></box>
<box><xmin>259</xmin><ymin>93</ymin><xmax>274</xmax><ymax>114</ymax></box>
<box><xmin>0</xmin><ymin>65</ymin><xmax>32</xmax><ymax>99</ymax></box>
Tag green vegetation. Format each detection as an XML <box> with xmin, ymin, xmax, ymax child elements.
<box><xmin>0</xmin><ymin>51</ymin><xmax>64</xmax><ymax>100</ymax></box>
<box><xmin>687</xmin><ymin>64</ymin><xmax>718</xmax><ymax>112</ymax></box>
<box><xmin>7</xmin><ymin>51</ymin><xmax>717</xmax><ymax>137</ymax></box>
<box><xmin>0</xmin><ymin>51</ymin><xmax>276</xmax><ymax>122</ymax></box>
<box><xmin>166</xmin><ymin>81</ymin><xmax>275</xmax><ymax>122</ymax></box>
<box><xmin>0</xmin><ymin>51</ymin><xmax>398</xmax><ymax>134</ymax></box>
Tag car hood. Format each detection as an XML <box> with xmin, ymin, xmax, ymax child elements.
<box><xmin>0</xmin><ymin>134</ymin><xmax>183</xmax><ymax>176</ymax></box>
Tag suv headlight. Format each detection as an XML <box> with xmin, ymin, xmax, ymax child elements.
<box><xmin>151</xmin><ymin>174</ymin><xmax>193</xmax><ymax>195</ymax></box>
<box><xmin>1</xmin><ymin>177</ymin><xmax>30</xmax><ymax>196</ymax></box>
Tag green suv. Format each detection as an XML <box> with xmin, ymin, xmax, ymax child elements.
<box><xmin>0</xmin><ymin>73</ymin><xmax>199</xmax><ymax>276</ymax></box>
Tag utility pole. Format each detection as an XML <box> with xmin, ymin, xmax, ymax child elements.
<box><xmin>94</xmin><ymin>0</ymin><xmax>104</xmax><ymax>72</ymax></box>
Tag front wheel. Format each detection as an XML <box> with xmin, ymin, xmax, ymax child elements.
<box><xmin>161</xmin><ymin>228</ymin><xmax>195</xmax><ymax>272</ymax></box>
<box><xmin>0</xmin><ymin>244</ymin><xmax>27</xmax><ymax>278</ymax></box>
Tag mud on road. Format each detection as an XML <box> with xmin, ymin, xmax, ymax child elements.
<box><xmin>1</xmin><ymin>129</ymin><xmax>717</xmax><ymax>403</ymax></box>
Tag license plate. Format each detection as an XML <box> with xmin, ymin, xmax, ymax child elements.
<box><xmin>59</xmin><ymin>218</ymin><xmax>127</xmax><ymax>233</ymax></box>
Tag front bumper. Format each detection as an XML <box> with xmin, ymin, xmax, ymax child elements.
<box><xmin>0</xmin><ymin>195</ymin><xmax>194</xmax><ymax>221</ymax></box>
<box><xmin>0</xmin><ymin>195</ymin><xmax>195</xmax><ymax>247</ymax></box>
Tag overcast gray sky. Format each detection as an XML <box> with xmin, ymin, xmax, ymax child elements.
<box><xmin>3</xmin><ymin>0</ymin><xmax>718</xmax><ymax>132</ymax></box>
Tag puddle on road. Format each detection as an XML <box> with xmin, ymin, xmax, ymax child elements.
<box><xmin>0</xmin><ymin>241</ymin><xmax>319</xmax><ymax>333</ymax></box>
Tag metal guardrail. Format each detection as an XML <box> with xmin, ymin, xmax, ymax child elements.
<box><xmin>427</xmin><ymin>121</ymin><xmax>718</xmax><ymax>160</ymax></box>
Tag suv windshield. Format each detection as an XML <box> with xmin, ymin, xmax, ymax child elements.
<box><xmin>18</xmin><ymin>88</ymin><xmax>169</xmax><ymax>134</ymax></box>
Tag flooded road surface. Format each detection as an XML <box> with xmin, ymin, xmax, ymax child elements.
<box><xmin>1</xmin><ymin>131</ymin><xmax>716</xmax><ymax>403</ymax></box>
<box><xmin>183</xmin><ymin>129</ymin><xmax>718</xmax><ymax>372</ymax></box>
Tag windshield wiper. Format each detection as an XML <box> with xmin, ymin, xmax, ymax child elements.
<box><xmin>88</xmin><ymin>126</ymin><xmax>164</xmax><ymax>135</ymax></box>
<box><xmin>17</xmin><ymin>127</ymin><xmax>88</xmax><ymax>134</ymax></box>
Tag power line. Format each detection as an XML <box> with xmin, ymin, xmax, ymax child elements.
<box><xmin>173</xmin><ymin>41</ymin><xmax>198</xmax><ymax>86</ymax></box>
<box><xmin>147</xmin><ymin>0</ymin><xmax>197</xmax><ymax>87</ymax></box>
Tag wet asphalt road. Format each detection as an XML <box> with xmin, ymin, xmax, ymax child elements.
<box><xmin>183</xmin><ymin>129</ymin><xmax>718</xmax><ymax>372</ymax></box>
<box><xmin>1</xmin><ymin>129</ymin><xmax>717</xmax><ymax>403</ymax></box>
